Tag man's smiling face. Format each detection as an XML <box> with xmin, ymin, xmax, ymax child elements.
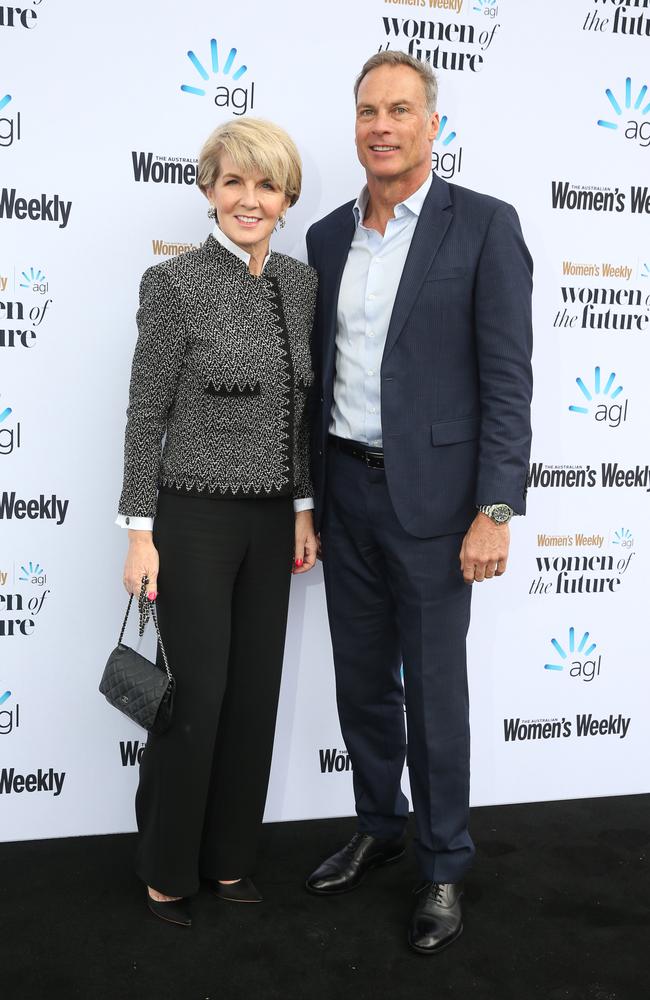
<box><xmin>355</xmin><ymin>64</ymin><xmax>439</xmax><ymax>185</ymax></box>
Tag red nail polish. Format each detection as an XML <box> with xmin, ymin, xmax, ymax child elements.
<box><xmin>295</xmin><ymin>559</ymin><xmax>303</xmax><ymax>567</ymax></box>
<box><xmin>147</xmin><ymin>591</ymin><xmax>157</xmax><ymax>601</ymax></box>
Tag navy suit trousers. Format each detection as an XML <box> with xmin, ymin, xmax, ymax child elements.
<box><xmin>322</xmin><ymin>446</ymin><xmax>475</xmax><ymax>883</ymax></box>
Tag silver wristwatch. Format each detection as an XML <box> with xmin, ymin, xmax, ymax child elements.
<box><xmin>478</xmin><ymin>503</ymin><xmax>514</xmax><ymax>525</ymax></box>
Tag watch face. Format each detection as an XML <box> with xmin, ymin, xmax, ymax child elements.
<box><xmin>491</xmin><ymin>504</ymin><xmax>512</xmax><ymax>523</ymax></box>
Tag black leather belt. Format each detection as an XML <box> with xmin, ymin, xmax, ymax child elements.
<box><xmin>328</xmin><ymin>435</ymin><xmax>384</xmax><ymax>469</ymax></box>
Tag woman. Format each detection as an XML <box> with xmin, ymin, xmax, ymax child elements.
<box><xmin>116</xmin><ymin>118</ymin><xmax>318</xmax><ymax>927</ymax></box>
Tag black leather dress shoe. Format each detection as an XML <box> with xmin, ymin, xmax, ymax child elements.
<box><xmin>305</xmin><ymin>832</ymin><xmax>406</xmax><ymax>895</ymax></box>
<box><xmin>408</xmin><ymin>881</ymin><xmax>463</xmax><ymax>954</ymax></box>
<box><xmin>146</xmin><ymin>892</ymin><xmax>192</xmax><ymax>927</ymax></box>
<box><xmin>209</xmin><ymin>877</ymin><xmax>263</xmax><ymax>903</ymax></box>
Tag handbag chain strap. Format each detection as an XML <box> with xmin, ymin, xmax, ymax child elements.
<box><xmin>117</xmin><ymin>583</ymin><xmax>173</xmax><ymax>684</ymax></box>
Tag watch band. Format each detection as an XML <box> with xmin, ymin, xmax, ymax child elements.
<box><xmin>478</xmin><ymin>503</ymin><xmax>514</xmax><ymax>524</ymax></box>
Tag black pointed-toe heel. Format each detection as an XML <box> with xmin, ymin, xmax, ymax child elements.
<box><xmin>146</xmin><ymin>891</ymin><xmax>192</xmax><ymax>926</ymax></box>
<box><xmin>210</xmin><ymin>877</ymin><xmax>263</xmax><ymax>903</ymax></box>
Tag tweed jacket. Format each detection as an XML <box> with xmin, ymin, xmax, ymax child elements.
<box><xmin>118</xmin><ymin>235</ymin><xmax>317</xmax><ymax>519</ymax></box>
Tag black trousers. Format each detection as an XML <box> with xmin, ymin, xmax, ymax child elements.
<box><xmin>321</xmin><ymin>447</ymin><xmax>475</xmax><ymax>884</ymax></box>
<box><xmin>135</xmin><ymin>492</ymin><xmax>294</xmax><ymax>897</ymax></box>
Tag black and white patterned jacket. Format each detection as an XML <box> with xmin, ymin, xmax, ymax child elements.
<box><xmin>118</xmin><ymin>234</ymin><xmax>317</xmax><ymax>519</ymax></box>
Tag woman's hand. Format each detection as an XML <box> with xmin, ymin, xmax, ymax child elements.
<box><xmin>123</xmin><ymin>530</ymin><xmax>160</xmax><ymax>598</ymax></box>
<box><xmin>293</xmin><ymin>510</ymin><xmax>318</xmax><ymax>574</ymax></box>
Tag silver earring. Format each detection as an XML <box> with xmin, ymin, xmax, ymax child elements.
<box><xmin>207</xmin><ymin>206</ymin><xmax>216</xmax><ymax>219</ymax></box>
<box><xmin>278</xmin><ymin>215</ymin><xmax>286</xmax><ymax>230</ymax></box>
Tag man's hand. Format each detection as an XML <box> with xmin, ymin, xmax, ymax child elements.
<box><xmin>459</xmin><ymin>512</ymin><xmax>510</xmax><ymax>584</ymax></box>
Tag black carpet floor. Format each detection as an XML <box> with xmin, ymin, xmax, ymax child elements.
<box><xmin>1</xmin><ymin>795</ymin><xmax>647</xmax><ymax>1000</ymax></box>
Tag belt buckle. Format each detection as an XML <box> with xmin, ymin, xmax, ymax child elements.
<box><xmin>365</xmin><ymin>450</ymin><xmax>382</xmax><ymax>469</ymax></box>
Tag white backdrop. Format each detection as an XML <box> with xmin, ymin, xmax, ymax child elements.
<box><xmin>1</xmin><ymin>0</ymin><xmax>649</xmax><ymax>841</ymax></box>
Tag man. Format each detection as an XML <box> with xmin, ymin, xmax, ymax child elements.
<box><xmin>305</xmin><ymin>51</ymin><xmax>533</xmax><ymax>954</ymax></box>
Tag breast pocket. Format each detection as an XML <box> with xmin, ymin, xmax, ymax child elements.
<box><xmin>193</xmin><ymin>328</ymin><xmax>265</xmax><ymax>389</ymax></box>
<box><xmin>424</xmin><ymin>267</ymin><xmax>473</xmax><ymax>283</ymax></box>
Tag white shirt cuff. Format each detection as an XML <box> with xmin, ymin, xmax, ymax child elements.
<box><xmin>293</xmin><ymin>498</ymin><xmax>314</xmax><ymax>512</ymax></box>
<box><xmin>115</xmin><ymin>514</ymin><xmax>155</xmax><ymax>530</ymax></box>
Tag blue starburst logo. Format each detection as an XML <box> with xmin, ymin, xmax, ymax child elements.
<box><xmin>435</xmin><ymin>115</ymin><xmax>457</xmax><ymax>147</ymax></box>
<box><xmin>18</xmin><ymin>561</ymin><xmax>44</xmax><ymax>582</ymax></box>
<box><xmin>19</xmin><ymin>267</ymin><xmax>46</xmax><ymax>289</ymax></box>
<box><xmin>598</xmin><ymin>77</ymin><xmax>650</xmax><ymax>131</ymax></box>
<box><xmin>545</xmin><ymin>628</ymin><xmax>597</xmax><ymax>672</ymax></box>
<box><xmin>0</xmin><ymin>396</ymin><xmax>12</xmax><ymax>423</ymax></box>
<box><xmin>473</xmin><ymin>0</ymin><xmax>497</xmax><ymax>11</ymax></box>
<box><xmin>181</xmin><ymin>39</ymin><xmax>248</xmax><ymax>96</ymax></box>
<box><xmin>612</xmin><ymin>527</ymin><xmax>633</xmax><ymax>546</ymax></box>
<box><xmin>0</xmin><ymin>93</ymin><xmax>11</xmax><ymax>113</ymax></box>
<box><xmin>569</xmin><ymin>367</ymin><xmax>623</xmax><ymax>415</ymax></box>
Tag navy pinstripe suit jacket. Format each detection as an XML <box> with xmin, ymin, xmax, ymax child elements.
<box><xmin>307</xmin><ymin>171</ymin><xmax>534</xmax><ymax>538</ymax></box>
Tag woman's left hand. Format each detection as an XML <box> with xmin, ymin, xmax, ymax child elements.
<box><xmin>293</xmin><ymin>510</ymin><xmax>318</xmax><ymax>574</ymax></box>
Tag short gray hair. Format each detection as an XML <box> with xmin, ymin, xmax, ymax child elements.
<box><xmin>354</xmin><ymin>51</ymin><xmax>438</xmax><ymax>115</ymax></box>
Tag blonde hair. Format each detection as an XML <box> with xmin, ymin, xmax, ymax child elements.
<box><xmin>197</xmin><ymin>118</ymin><xmax>302</xmax><ymax>206</ymax></box>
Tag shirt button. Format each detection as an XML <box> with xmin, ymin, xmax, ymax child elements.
<box><xmin>367</xmin><ymin>293</ymin><xmax>376</xmax><ymax>301</ymax></box>
<box><xmin>369</xmin><ymin>407</ymin><xmax>376</xmax><ymax>414</ymax></box>
<box><xmin>125</xmin><ymin>517</ymin><xmax>130</xmax><ymax>525</ymax></box>
<box><xmin>367</xmin><ymin>370</ymin><xmax>375</xmax><ymax>376</ymax></box>
<box><xmin>367</xmin><ymin>330</ymin><xmax>375</xmax><ymax>338</ymax></box>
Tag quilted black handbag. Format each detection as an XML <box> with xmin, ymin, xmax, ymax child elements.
<box><xmin>99</xmin><ymin>586</ymin><xmax>175</xmax><ymax>734</ymax></box>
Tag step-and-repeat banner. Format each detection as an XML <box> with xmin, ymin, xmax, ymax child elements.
<box><xmin>2</xmin><ymin>0</ymin><xmax>648</xmax><ymax>840</ymax></box>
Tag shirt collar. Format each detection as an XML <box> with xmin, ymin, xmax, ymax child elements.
<box><xmin>353</xmin><ymin>171</ymin><xmax>433</xmax><ymax>228</ymax></box>
<box><xmin>212</xmin><ymin>223</ymin><xmax>271</xmax><ymax>273</ymax></box>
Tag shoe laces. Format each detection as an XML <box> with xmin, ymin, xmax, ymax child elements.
<box><xmin>415</xmin><ymin>880</ymin><xmax>445</xmax><ymax>902</ymax></box>
<box><xmin>345</xmin><ymin>833</ymin><xmax>364</xmax><ymax>854</ymax></box>
<box><xmin>429</xmin><ymin>882</ymin><xmax>444</xmax><ymax>903</ymax></box>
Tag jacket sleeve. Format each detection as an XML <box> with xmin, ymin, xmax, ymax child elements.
<box><xmin>292</xmin><ymin>267</ymin><xmax>318</xmax><ymax>502</ymax></box>
<box><xmin>473</xmin><ymin>203</ymin><xmax>533</xmax><ymax>514</ymax></box>
<box><xmin>117</xmin><ymin>265</ymin><xmax>188</xmax><ymax>519</ymax></box>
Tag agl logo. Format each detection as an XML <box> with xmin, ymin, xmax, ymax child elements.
<box><xmin>19</xmin><ymin>267</ymin><xmax>48</xmax><ymax>295</ymax></box>
<box><xmin>568</xmin><ymin>366</ymin><xmax>628</xmax><ymax>427</ymax></box>
<box><xmin>180</xmin><ymin>38</ymin><xmax>255</xmax><ymax>116</ymax></box>
<box><xmin>19</xmin><ymin>561</ymin><xmax>46</xmax><ymax>586</ymax></box>
<box><xmin>544</xmin><ymin>627</ymin><xmax>602</xmax><ymax>683</ymax></box>
<box><xmin>433</xmin><ymin>115</ymin><xmax>463</xmax><ymax>179</ymax></box>
<box><xmin>0</xmin><ymin>690</ymin><xmax>19</xmax><ymax>735</ymax></box>
<box><xmin>597</xmin><ymin>77</ymin><xmax>650</xmax><ymax>148</ymax></box>
<box><xmin>473</xmin><ymin>0</ymin><xmax>499</xmax><ymax>16</ymax></box>
<box><xmin>612</xmin><ymin>527</ymin><xmax>634</xmax><ymax>549</ymax></box>
<box><xmin>0</xmin><ymin>92</ymin><xmax>21</xmax><ymax>147</ymax></box>
<box><xmin>0</xmin><ymin>393</ymin><xmax>21</xmax><ymax>455</ymax></box>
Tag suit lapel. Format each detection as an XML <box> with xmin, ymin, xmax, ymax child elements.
<box><xmin>383</xmin><ymin>174</ymin><xmax>453</xmax><ymax>359</ymax></box>
<box><xmin>321</xmin><ymin>211</ymin><xmax>356</xmax><ymax>390</ymax></box>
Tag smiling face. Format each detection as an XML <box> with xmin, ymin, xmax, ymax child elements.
<box><xmin>206</xmin><ymin>152</ymin><xmax>290</xmax><ymax>261</ymax></box>
<box><xmin>355</xmin><ymin>64</ymin><xmax>439</xmax><ymax>188</ymax></box>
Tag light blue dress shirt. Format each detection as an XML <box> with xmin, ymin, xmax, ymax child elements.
<box><xmin>330</xmin><ymin>173</ymin><xmax>432</xmax><ymax>446</ymax></box>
